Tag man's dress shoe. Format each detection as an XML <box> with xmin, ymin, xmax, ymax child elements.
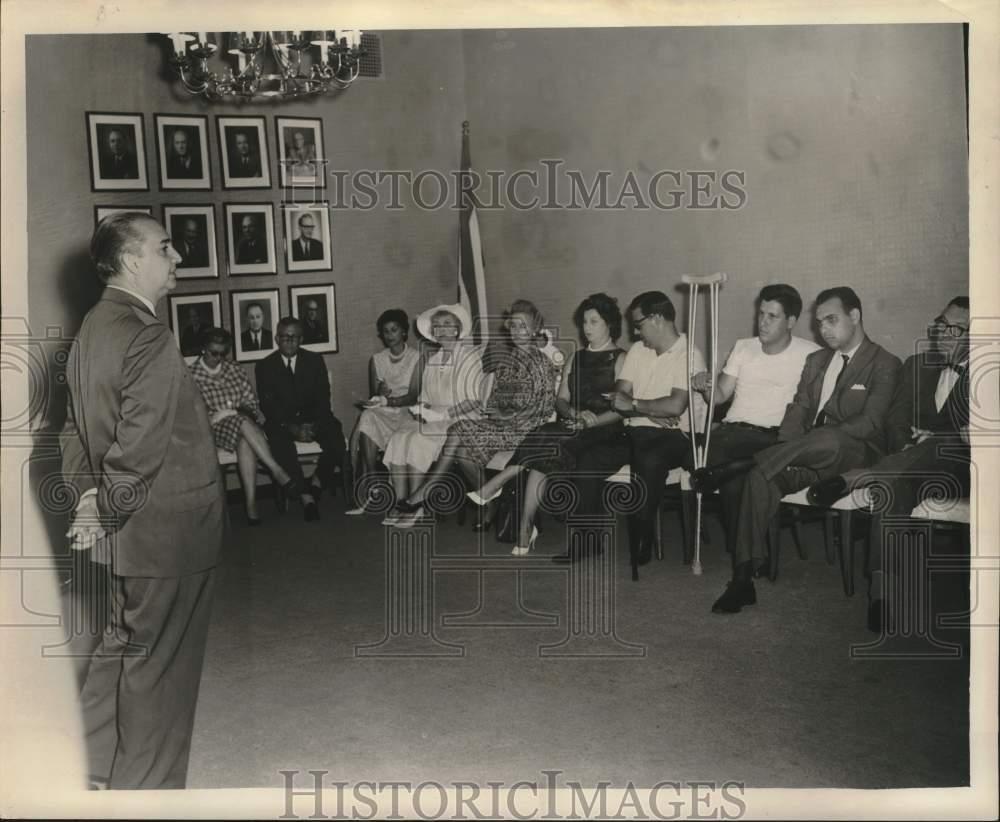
<box><xmin>711</xmin><ymin>580</ymin><xmax>757</xmax><ymax>613</ymax></box>
<box><xmin>807</xmin><ymin>476</ymin><xmax>848</xmax><ymax>507</ymax></box>
<box><xmin>303</xmin><ymin>500</ymin><xmax>320</xmax><ymax>522</ymax></box>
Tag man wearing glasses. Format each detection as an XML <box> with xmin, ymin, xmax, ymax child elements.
<box><xmin>807</xmin><ymin>297</ymin><xmax>970</xmax><ymax>631</ymax></box>
<box><xmin>255</xmin><ymin>317</ymin><xmax>346</xmax><ymax>521</ymax></box>
<box><xmin>291</xmin><ymin>213</ymin><xmax>324</xmax><ymax>262</ymax></box>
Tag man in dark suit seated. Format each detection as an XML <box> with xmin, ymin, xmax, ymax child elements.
<box><xmin>240</xmin><ymin>303</ymin><xmax>273</xmax><ymax>351</ymax></box>
<box><xmin>255</xmin><ymin>317</ymin><xmax>346</xmax><ymax>521</ymax></box>
<box><xmin>99</xmin><ymin>128</ymin><xmax>139</xmax><ymax>179</ymax></box>
<box><xmin>166</xmin><ymin>129</ymin><xmax>202</xmax><ymax>179</ymax></box>
<box><xmin>806</xmin><ymin>297</ymin><xmax>970</xmax><ymax>631</ymax></box>
<box><xmin>229</xmin><ymin>131</ymin><xmax>262</xmax><ymax>178</ymax></box>
<box><xmin>698</xmin><ymin>286</ymin><xmax>902</xmax><ymax>613</ymax></box>
<box><xmin>290</xmin><ymin>213</ymin><xmax>324</xmax><ymax>262</ymax></box>
<box><xmin>173</xmin><ymin>218</ymin><xmax>209</xmax><ymax>269</ymax></box>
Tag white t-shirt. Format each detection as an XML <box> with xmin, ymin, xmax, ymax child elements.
<box><xmin>722</xmin><ymin>336</ymin><xmax>820</xmax><ymax>428</ymax></box>
<box><xmin>619</xmin><ymin>333</ymin><xmax>706</xmax><ymax>432</ymax></box>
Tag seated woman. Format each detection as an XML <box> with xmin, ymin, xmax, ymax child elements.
<box><xmin>346</xmin><ymin>309</ymin><xmax>422</xmax><ymax>515</ymax></box>
<box><xmin>189</xmin><ymin>327</ymin><xmax>296</xmax><ymax>525</ymax></box>
<box><xmin>469</xmin><ymin>293</ymin><xmax>626</xmax><ymax>555</ymax></box>
<box><xmin>381</xmin><ymin>303</ymin><xmax>485</xmax><ymax>526</ymax></box>
<box><xmin>396</xmin><ymin>299</ymin><xmax>556</xmax><ymax>532</ymax></box>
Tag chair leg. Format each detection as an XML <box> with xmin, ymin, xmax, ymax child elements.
<box><xmin>823</xmin><ymin>512</ymin><xmax>836</xmax><ymax>565</ymax></box>
<box><xmin>839</xmin><ymin>510</ymin><xmax>855</xmax><ymax>597</ymax></box>
<box><xmin>680</xmin><ymin>490</ymin><xmax>694</xmax><ymax>564</ymax></box>
<box><xmin>655</xmin><ymin>503</ymin><xmax>664</xmax><ymax>561</ymax></box>
<box><xmin>767</xmin><ymin>512</ymin><xmax>780</xmax><ymax>582</ymax></box>
<box><xmin>789</xmin><ymin>507</ymin><xmax>807</xmax><ymax>559</ymax></box>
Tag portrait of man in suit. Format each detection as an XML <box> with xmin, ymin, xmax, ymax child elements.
<box><xmin>285</xmin><ymin>128</ymin><xmax>317</xmax><ymax>179</ymax></box>
<box><xmin>299</xmin><ymin>297</ymin><xmax>329</xmax><ymax>344</ymax></box>
<box><xmin>290</xmin><ymin>212</ymin><xmax>324</xmax><ymax>262</ymax></box>
<box><xmin>240</xmin><ymin>302</ymin><xmax>273</xmax><ymax>352</ymax></box>
<box><xmin>98</xmin><ymin>125</ymin><xmax>139</xmax><ymax>179</ymax></box>
<box><xmin>60</xmin><ymin>212</ymin><xmax>225</xmax><ymax>789</ymax></box>
<box><xmin>228</xmin><ymin>129</ymin><xmax>262</xmax><ymax>178</ymax></box>
<box><xmin>234</xmin><ymin>213</ymin><xmax>267</xmax><ymax>266</ymax></box>
<box><xmin>172</xmin><ymin>216</ymin><xmax>210</xmax><ymax>269</ymax></box>
<box><xmin>179</xmin><ymin>304</ymin><xmax>210</xmax><ymax>356</ymax></box>
<box><xmin>166</xmin><ymin>127</ymin><xmax>202</xmax><ymax>179</ymax></box>
<box><xmin>255</xmin><ymin>317</ymin><xmax>345</xmax><ymax>521</ymax></box>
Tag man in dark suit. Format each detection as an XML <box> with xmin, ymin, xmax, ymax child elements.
<box><xmin>179</xmin><ymin>305</ymin><xmax>208</xmax><ymax>356</ymax></box>
<box><xmin>255</xmin><ymin>317</ymin><xmax>345</xmax><ymax>521</ymax></box>
<box><xmin>290</xmin><ymin>213</ymin><xmax>324</xmax><ymax>262</ymax></box>
<box><xmin>60</xmin><ymin>212</ymin><xmax>225</xmax><ymax>789</ymax></box>
<box><xmin>300</xmin><ymin>299</ymin><xmax>329</xmax><ymax>344</ymax></box>
<box><xmin>173</xmin><ymin>218</ymin><xmax>209</xmax><ymax>269</ymax></box>
<box><xmin>807</xmin><ymin>297</ymin><xmax>970</xmax><ymax>631</ymax></box>
<box><xmin>166</xmin><ymin>128</ymin><xmax>202</xmax><ymax>179</ymax></box>
<box><xmin>702</xmin><ymin>286</ymin><xmax>901</xmax><ymax>613</ymax></box>
<box><xmin>240</xmin><ymin>302</ymin><xmax>273</xmax><ymax>351</ymax></box>
<box><xmin>235</xmin><ymin>215</ymin><xmax>267</xmax><ymax>265</ymax></box>
<box><xmin>99</xmin><ymin>128</ymin><xmax>139</xmax><ymax>179</ymax></box>
<box><xmin>229</xmin><ymin>131</ymin><xmax>262</xmax><ymax>178</ymax></box>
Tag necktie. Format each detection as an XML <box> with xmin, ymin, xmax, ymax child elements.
<box><xmin>816</xmin><ymin>354</ymin><xmax>850</xmax><ymax>427</ymax></box>
<box><xmin>252</xmin><ymin>332</ymin><xmax>259</xmax><ymax>349</ymax></box>
<box><xmin>285</xmin><ymin>357</ymin><xmax>294</xmax><ymax>377</ymax></box>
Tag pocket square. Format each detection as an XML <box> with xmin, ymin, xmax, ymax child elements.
<box><xmin>850</xmin><ymin>384</ymin><xmax>867</xmax><ymax>390</ymax></box>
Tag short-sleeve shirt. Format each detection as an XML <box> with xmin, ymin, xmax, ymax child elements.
<box><xmin>619</xmin><ymin>333</ymin><xmax>706</xmax><ymax>432</ymax></box>
<box><xmin>722</xmin><ymin>336</ymin><xmax>820</xmax><ymax>428</ymax></box>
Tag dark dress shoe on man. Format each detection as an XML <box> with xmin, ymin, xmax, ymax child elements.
<box><xmin>636</xmin><ymin>539</ymin><xmax>653</xmax><ymax>566</ymax></box>
<box><xmin>807</xmin><ymin>475</ymin><xmax>848</xmax><ymax>507</ymax></box>
<box><xmin>711</xmin><ymin>580</ymin><xmax>757</xmax><ymax>613</ymax></box>
<box><xmin>690</xmin><ymin>458</ymin><xmax>757</xmax><ymax>494</ymax></box>
<box><xmin>303</xmin><ymin>500</ymin><xmax>320</xmax><ymax>522</ymax></box>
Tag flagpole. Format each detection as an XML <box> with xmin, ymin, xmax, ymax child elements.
<box><xmin>458</xmin><ymin>120</ymin><xmax>488</xmax><ymax>346</ymax></box>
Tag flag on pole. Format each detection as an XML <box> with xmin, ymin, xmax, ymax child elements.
<box><xmin>458</xmin><ymin>121</ymin><xmax>488</xmax><ymax>345</ymax></box>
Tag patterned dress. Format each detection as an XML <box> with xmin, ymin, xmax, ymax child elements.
<box><xmin>354</xmin><ymin>345</ymin><xmax>421</xmax><ymax>450</ymax></box>
<box><xmin>189</xmin><ymin>357</ymin><xmax>259</xmax><ymax>451</ymax></box>
<box><xmin>510</xmin><ymin>346</ymin><xmax>624</xmax><ymax>475</ymax></box>
<box><xmin>449</xmin><ymin>343</ymin><xmax>556</xmax><ymax>467</ymax></box>
<box><xmin>382</xmin><ymin>344</ymin><xmax>485</xmax><ymax>472</ymax></box>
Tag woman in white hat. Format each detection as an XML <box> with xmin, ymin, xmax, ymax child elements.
<box><xmin>394</xmin><ymin>299</ymin><xmax>556</xmax><ymax>534</ymax></box>
<box><xmin>381</xmin><ymin>303</ymin><xmax>485</xmax><ymax>524</ymax></box>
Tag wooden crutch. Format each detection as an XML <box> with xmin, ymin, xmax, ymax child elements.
<box><xmin>682</xmin><ymin>272</ymin><xmax>727</xmax><ymax>575</ymax></box>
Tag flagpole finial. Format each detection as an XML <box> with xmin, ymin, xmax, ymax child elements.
<box><xmin>462</xmin><ymin>120</ymin><xmax>470</xmax><ymax>136</ymax></box>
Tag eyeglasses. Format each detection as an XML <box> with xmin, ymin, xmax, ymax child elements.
<box><xmin>931</xmin><ymin>317</ymin><xmax>968</xmax><ymax>338</ymax></box>
<box><xmin>277</xmin><ymin>334</ymin><xmax>302</xmax><ymax>341</ymax></box>
<box><xmin>632</xmin><ymin>314</ymin><xmax>652</xmax><ymax>330</ymax></box>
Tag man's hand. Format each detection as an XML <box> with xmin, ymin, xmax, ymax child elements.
<box><xmin>66</xmin><ymin>494</ymin><xmax>107</xmax><ymax>550</ymax></box>
<box><xmin>650</xmin><ymin>415</ymin><xmax>681</xmax><ymax>429</ymax></box>
<box><xmin>609</xmin><ymin>390</ymin><xmax>634</xmax><ymax>413</ymax></box>
<box><xmin>578</xmin><ymin>410</ymin><xmax>599</xmax><ymax>428</ymax></box>
<box><xmin>690</xmin><ymin>371</ymin><xmax>712</xmax><ymax>395</ymax></box>
<box><xmin>911</xmin><ymin>426</ymin><xmax>934</xmax><ymax>445</ymax></box>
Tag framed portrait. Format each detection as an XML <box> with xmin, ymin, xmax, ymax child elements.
<box><xmin>155</xmin><ymin>114</ymin><xmax>211</xmax><ymax>190</ymax></box>
<box><xmin>164</xmin><ymin>204</ymin><xmax>218</xmax><ymax>279</ymax></box>
<box><xmin>167</xmin><ymin>291</ymin><xmax>221</xmax><ymax>363</ymax></box>
<box><xmin>231</xmin><ymin>288</ymin><xmax>280</xmax><ymax>363</ymax></box>
<box><xmin>289</xmin><ymin>283</ymin><xmax>338</xmax><ymax>354</ymax></box>
<box><xmin>93</xmin><ymin>205</ymin><xmax>152</xmax><ymax>226</ymax></box>
<box><xmin>86</xmin><ymin>112</ymin><xmax>148</xmax><ymax>191</ymax></box>
<box><xmin>275</xmin><ymin>116</ymin><xmax>326</xmax><ymax>189</ymax></box>
<box><xmin>224</xmin><ymin>203</ymin><xmax>276</xmax><ymax>276</ymax></box>
<box><xmin>217</xmin><ymin>115</ymin><xmax>270</xmax><ymax>189</ymax></box>
<box><xmin>282</xmin><ymin>202</ymin><xmax>332</xmax><ymax>273</ymax></box>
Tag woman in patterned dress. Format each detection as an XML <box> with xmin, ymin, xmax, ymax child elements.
<box><xmin>469</xmin><ymin>293</ymin><xmax>626</xmax><ymax>554</ymax></box>
<box><xmin>381</xmin><ymin>303</ymin><xmax>486</xmax><ymax>526</ymax></box>
<box><xmin>395</xmin><ymin>299</ymin><xmax>556</xmax><ymax>529</ymax></box>
<box><xmin>189</xmin><ymin>328</ymin><xmax>295</xmax><ymax>525</ymax></box>
<box><xmin>346</xmin><ymin>309</ymin><xmax>422</xmax><ymax>514</ymax></box>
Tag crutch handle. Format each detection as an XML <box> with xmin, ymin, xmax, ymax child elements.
<box><xmin>682</xmin><ymin>272</ymin><xmax>728</xmax><ymax>285</ymax></box>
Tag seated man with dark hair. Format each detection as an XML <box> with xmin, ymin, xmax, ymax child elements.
<box><xmin>700</xmin><ymin>286</ymin><xmax>901</xmax><ymax>613</ymax></box>
<box><xmin>690</xmin><ymin>283</ymin><xmax>819</xmax><ymax>562</ymax></box>
<box><xmin>255</xmin><ymin>317</ymin><xmax>346</xmax><ymax>522</ymax></box>
<box><xmin>806</xmin><ymin>296</ymin><xmax>970</xmax><ymax>631</ymax></box>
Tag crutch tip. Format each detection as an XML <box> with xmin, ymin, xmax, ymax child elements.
<box><xmin>691</xmin><ymin>561</ymin><xmax>703</xmax><ymax>576</ymax></box>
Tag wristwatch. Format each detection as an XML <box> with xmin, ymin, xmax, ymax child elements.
<box><xmin>631</xmin><ymin>398</ymin><xmax>639</xmax><ymax>412</ymax></box>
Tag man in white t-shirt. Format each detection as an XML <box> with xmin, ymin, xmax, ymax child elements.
<box><xmin>601</xmin><ymin>290</ymin><xmax>706</xmax><ymax>578</ymax></box>
<box><xmin>689</xmin><ymin>284</ymin><xmax>819</xmax><ymax>563</ymax></box>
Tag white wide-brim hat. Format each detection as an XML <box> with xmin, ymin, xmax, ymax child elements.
<box><xmin>416</xmin><ymin>303</ymin><xmax>473</xmax><ymax>341</ymax></box>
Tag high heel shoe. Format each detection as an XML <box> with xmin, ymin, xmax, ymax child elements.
<box><xmin>245</xmin><ymin>506</ymin><xmax>262</xmax><ymax>527</ymax></box>
<box><xmin>510</xmin><ymin>525</ymin><xmax>538</xmax><ymax>556</ymax></box>
<box><xmin>467</xmin><ymin>487</ymin><xmax>502</xmax><ymax>507</ymax></box>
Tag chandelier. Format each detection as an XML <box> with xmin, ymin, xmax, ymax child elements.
<box><xmin>165</xmin><ymin>31</ymin><xmax>367</xmax><ymax>102</ymax></box>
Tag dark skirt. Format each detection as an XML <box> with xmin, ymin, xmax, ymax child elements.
<box><xmin>508</xmin><ymin>420</ymin><xmax>624</xmax><ymax>476</ymax></box>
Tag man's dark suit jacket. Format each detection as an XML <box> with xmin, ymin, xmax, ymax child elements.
<box><xmin>241</xmin><ymin>327</ymin><xmax>273</xmax><ymax>352</ymax></box>
<box><xmin>756</xmin><ymin>336</ymin><xmax>901</xmax><ymax>478</ymax></box>
<box><xmin>236</xmin><ymin>238</ymin><xmax>266</xmax><ymax>265</ymax></box>
<box><xmin>60</xmin><ymin>288</ymin><xmax>225</xmax><ymax>577</ymax></box>
<box><xmin>230</xmin><ymin>153</ymin><xmax>262</xmax><ymax>178</ymax></box>
<box><xmin>255</xmin><ymin>348</ymin><xmax>334</xmax><ymax>428</ymax></box>
<box><xmin>174</xmin><ymin>240</ymin><xmax>210</xmax><ymax>269</ymax></box>
<box><xmin>100</xmin><ymin>151</ymin><xmax>140</xmax><ymax>180</ymax></box>
<box><xmin>167</xmin><ymin>153</ymin><xmax>202</xmax><ymax>179</ymax></box>
<box><xmin>885</xmin><ymin>353</ymin><xmax>969</xmax><ymax>453</ymax></box>
<box><xmin>302</xmin><ymin>320</ymin><xmax>328</xmax><ymax>344</ymax></box>
<box><xmin>180</xmin><ymin>323</ymin><xmax>206</xmax><ymax>356</ymax></box>
<box><xmin>291</xmin><ymin>238</ymin><xmax>324</xmax><ymax>261</ymax></box>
